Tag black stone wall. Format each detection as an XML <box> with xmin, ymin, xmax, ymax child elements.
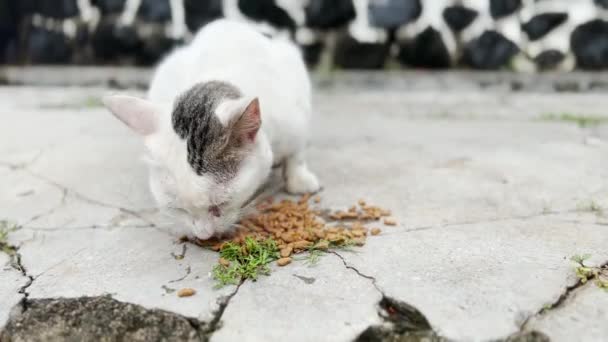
<box><xmin>1</xmin><ymin>0</ymin><xmax>608</xmax><ymax>71</ymax></box>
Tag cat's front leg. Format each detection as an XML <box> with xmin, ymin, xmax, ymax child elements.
<box><xmin>284</xmin><ymin>150</ymin><xmax>320</xmax><ymax>194</ymax></box>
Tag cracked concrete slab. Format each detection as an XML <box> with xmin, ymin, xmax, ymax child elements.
<box><xmin>0</xmin><ymin>254</ymin><xmax>27</xmax><ymax>329</ymax></box>
<box><xmin>16</xmin><ymin>228</ymin><xmax>235</xmax><ymax>323</ymax></box>
<box><xmin>332</xmin><ymin>216</ymin><xmax>608</xmax><ymax>341</ymax></box>
<box><xmin>212</xmin><ymin>254</ymin><xmax>382</xmax><ymax>342</ymax></box>
<box><xmin>1</xmin><ymin>72</ymin><xmax>608</xmax><ymax>341</ymax></box>
<box><xmin>524</xmin><ymin>284</ymin><xmax>608</xmax><ymax>342</ymax></box>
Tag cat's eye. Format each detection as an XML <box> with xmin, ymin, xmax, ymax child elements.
<box><xmin>209</xmin><ymin>205</ymin><xmax>221</xmax><ymax>217</ymax></box>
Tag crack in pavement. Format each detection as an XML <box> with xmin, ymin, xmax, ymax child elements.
<box><xmin>3</xmin><ymin>242</ymin><xmax>35</xmax><ymax>313</ymax></box>
<box><xmin>329</xmin><ymin>251</ymin><xmax>444</xmax><ymax>341</ymax></box>
<box><xmin>332</xmin><ymin>251</ymin><xmax>557</xmax><ymax>342</ymax></box>
<box><xmin>19</xmin><ymin>224</ymin><xmax>163</xmax><ymax>231</ymax></box>
<box><xmin>199</xmin><ymin>282</ymin><xmax>243</xmax><ymax>339</ymax></box>
<box><xmin>518</xmin><ymin>260</ymin><xmax>608</xmax><ymax>332</ymax></box>
<box><xmin>2</xmin><ymin>159</ymin><xmax>164</xmax><ymax>230</ymax></box>
<box><xmin>15</xmin><ymin>166</ymin><xmax>160</xmax><ymax>227</ymax></box>
<box><xmin>387</xmin><ymin>207</ymin><xmax>601</xmax><ymax>236</ymax></box>
<box><xmin>0</xmin><ymin>152</ymin><xmax>43</xmax><ymax>171</ymax></box>
<box><xmin>20</xmin><ymin>188</ymin><xmax>68</xmax><ymax>227</ymax></box>
<box><xmin>168</xmin><ymin>266</ymin><xmax>191</xmax><ymax>284</ymax></box>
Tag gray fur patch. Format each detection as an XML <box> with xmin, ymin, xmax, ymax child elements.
<box><xmin>172</xmin><ymin>81</ymin><xmax>243</xmax><ymax>180</ymax></box>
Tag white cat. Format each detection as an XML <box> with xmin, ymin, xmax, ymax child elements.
<box><xmin>103</xmin><ymin>19</ymin><xmax>320</xmax><ymax>240</ymax></box>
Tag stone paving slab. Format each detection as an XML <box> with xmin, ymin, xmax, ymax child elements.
<box><xmin>333</xmin><ymin>216</ymin><xmax>608</xmax><ymax>341</ymax></box>
<box><xmin>1</xmin><ymin>74</ymin><xmax>608</xmax><ymax>341</ymax></box>
<box><xmin>16</xmin><ymin>227</ymin><xmax>235</xmax><ymax>322</ymax></box>
<box><xmin>212</xmin><ymin>254</ymin><xmax>382</xmax><ymax>342</ymax></box>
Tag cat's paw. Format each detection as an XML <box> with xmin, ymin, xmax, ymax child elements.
<box><xmin>286</xmin><ymin>167</ymin><xmax>320</xmax><ymax>194</ymax></box>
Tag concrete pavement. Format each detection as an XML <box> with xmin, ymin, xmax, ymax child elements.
<box><xmin>1</xmin><ymin>70</ymin><xmax>607</xmax><ymax>341</ymax></box>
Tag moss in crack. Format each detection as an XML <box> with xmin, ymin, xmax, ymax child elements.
<box><xmin>540</xmin><ymin>113</ymin><xmax>608</xmax><ymax>128</ymax></box>
<box><xmin>570</xmin><ymin>254</ymin><xmax>608</xmax><ymax>291</ymax></box>
<box><xmin>355</xmin><ymin>297</ymin><xmax>444</xmax><ymax>342</ymax></box>
<box><xmin>39</xmin><ymin>96</ymin><xmax>104</xmax><ymax>110</ymax></box>
<box><xmin>0</xmin><ymin>220</ymin><xmax>18</xmax><ymax>259</ymax></box>
<box><xmin>497</xmin><ymin>331</ymin><xmax>550</xmax><ymax>342</ymax></box>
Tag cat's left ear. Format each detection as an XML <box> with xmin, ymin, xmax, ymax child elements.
<box><xmin>102</xmin><ymin>95</ymin><xmax>160</xmax><ymax>136</ymax></box>
<box><xmin>229</xmin><ymin>97</ymin><xmax>261</xmax><ymax>145</ymax></box>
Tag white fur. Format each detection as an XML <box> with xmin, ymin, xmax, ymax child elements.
<box><xmin>105</xmin><ymin>19</ymin><xmax>320</xmax><ymax>240</ymax></box>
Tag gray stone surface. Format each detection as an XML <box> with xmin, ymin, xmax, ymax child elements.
<box><xmin>1</xmin><ymin>71</ymin><xmax>608</xmax><ymax>341</ymax></box>
<box><xmin>0</xmin><ymin>296</ymin><xmax>204</xmax><ymax>342</ymax></box>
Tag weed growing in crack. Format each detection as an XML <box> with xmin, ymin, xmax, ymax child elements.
<box><xmin>570</xmin><ymin>254</ymin><xmax>608</xmax><ymax>291</ymax></box>
<box><xmin>295</xmin><ymin>239</ymin><xmax>361</xmax><ymax>267</ymax></box>
<box><xmin>577</xmin><ymin>200</ymin><xmax>604</xmax><ymax>216</ymax></box>
<box><xmin>212</xmin><ymin>237</ymin><xmax>279</xmax><ymax>287</ymax></box>
<box><xmin>540</xmin><ymin>112</ymin><xmax>608</xmax><ymax>128</ymax></box>
<box><xmin>0</xmin><ymin>220</ymin><xmax>18</xmax><ymax>257</ymax></box>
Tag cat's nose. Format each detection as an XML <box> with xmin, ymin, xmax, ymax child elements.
<box><xmin>192</xmin><ymin>219</ymin><xmax>214</xmax><ymax>240</ymax></box>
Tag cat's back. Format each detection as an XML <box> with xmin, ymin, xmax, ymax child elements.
<box><xmin>190</xmin><ymin>20</ymin><xmax>309</xmax><ymax>101</ymax></box>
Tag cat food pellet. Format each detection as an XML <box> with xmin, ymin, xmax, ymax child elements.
<box><xmin>358</xmin><ymin>199</ymin><xmax>366</xmax><ymax>206</ymax></box>
<box><xmin>353</xmin><ymin>237</ymin><xmax>366</xmax><ymax>246</ymax></box>
<box><xmin>277</xmin><ymin>257</ymin><xmax>292</xmax><ymax>266</ymax></box>
<box><xmin>384</xmin><ymin>218</ymin><xmax>397</xmax><ymax>226</ymax></box>
<box><xmin>293</xmin><ymin>240</ymin><xmax>313</xmax><ymax>250</ymax></box>
<box><xmin>371</xmin><ymin>228</ymin><xmax>381</xmax><ymax>235</ymax></box>
<box><xmin>280</xmin><ymin>246</ymin><xmax>293</xmax><ymax>258</ymax></box>
<box><xmin>219</xmin><ymin>258</ymin><xmax>230</xmax><ymax>267</ymax></box>
<box><xmin>177</xmin><ymin>288</ymin><xmax>196</xmax><ymax>297</ymax></box>
<box><xmin>314</xmin><ymin>196</ymin><xmax>321</xmax><ymax>203</ymax></box>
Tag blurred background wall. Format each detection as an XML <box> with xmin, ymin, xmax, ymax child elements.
<box><xmin>1</xmin><ymin>0</ymin><xmax>608</xmax><ymax>71</ymax></box>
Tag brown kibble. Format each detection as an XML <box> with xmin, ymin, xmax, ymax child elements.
<box><xmin>352</xmin><ymin>237</ymin><xmax>366</xmax><ymax>246</ymax></box>
<box><xmin>177</xmin><ymin>288</ymin><xmax>196</xmax><ymax>297</ymax></box>
<box><xmin>203</xmin><ymin>193</ymin><xmax>393</xmax><ymax>273</ymax></box>
<box><xmin>384</xmin><ymin>218</ymin><xmax>397</xmax><ymax>226</ymax></box>
<box><xmin>280</xmin><ymin>246</ymin><xmax>293</xmax><ymax>258</ymax></box>
<box><xmin>352</xmin><ymin>229</ymin><xmax>366</xmax><ymax>237</ymax></box>
<box><xmin>277</xmin><ymin>257</ymin><xmax>292</xmax><ymax>266</ymax></box>
<box><xmin>293</xmin><ymin>240</ymin><xmax>313</xmax><ymax>250</ymax></box>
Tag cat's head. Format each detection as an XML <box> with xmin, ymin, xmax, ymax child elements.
<box><xmin>103</xmin><ymin>81</ymin><xmax>273</xmax><ymax>240</ymax></box>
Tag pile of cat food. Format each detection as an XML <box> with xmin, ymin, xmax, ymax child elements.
<box><xmin>195</xmin><ymin>194</ymin><xmax>396</xmax><ymax>283</ymax></box>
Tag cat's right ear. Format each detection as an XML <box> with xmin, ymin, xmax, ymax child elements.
<box><xmin>102</xmin><ymin>95</ymin><xmax>159</xmax><ymax>136</ymax></box>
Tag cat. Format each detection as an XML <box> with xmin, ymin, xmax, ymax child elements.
<box><xmin>103</xmin><ymin>19</ymin><xmax>320</xmax><ymax>240</ymax></box>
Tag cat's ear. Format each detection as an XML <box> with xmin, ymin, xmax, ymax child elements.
<box><xmin>102</xmin><ymin>95</ymin><xmax>159</xmax><ymax>136</ymax></box>
<box><xmin>229</xmin><ymin>97</ymin><xmax>261</xmax><ymax>145</ymax></box>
